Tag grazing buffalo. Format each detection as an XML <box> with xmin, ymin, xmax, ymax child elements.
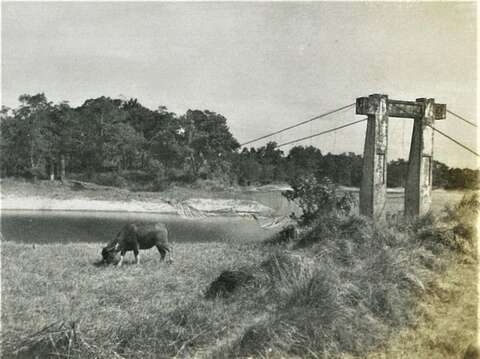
<box><xmin>101</xmin><ymin>223</ymin><xmax>173</xmax><ymax>266</ymax></box>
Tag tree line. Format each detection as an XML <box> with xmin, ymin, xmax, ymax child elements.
<box><xmin>1</xmin><ymin>93</ymin><xmax>477</xmax><ymax>190</ymax></box>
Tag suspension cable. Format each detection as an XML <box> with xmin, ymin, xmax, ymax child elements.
<box><xmin>389</xmin><ymin>103</ymin><xmax>478</xmax><ymax>156</ymax></box>
<box><xmin>427</xmin><ymin>124</ymin><xmax>479</xmax><ymax>157</ymax></box>
<box><xmin>240</xmin><ymin>103</ymin><xmax>355</xmax><ymax>147</ymax></box>
<box><xmin>277</xmin><ymin>118</ymin><xmax>367</xmax><ymax>148</ymax></box>
<box><xmin>447</xmin><ymin>109</ymin><xmax>477</xmax><ymax>128</ymax></box>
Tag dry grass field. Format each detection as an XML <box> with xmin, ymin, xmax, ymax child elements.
<box><xmin>363</xmin><ymin>255</ymin><xmax>477</xmax><ymax>359</ymax></box>
<box><xmin>1</xmin><ymin>240</ymin><xmax>267</xmax><ymax>358</ymax></box>
<box><xmin>1</xmin><ymin>187</ymin><xmax>477</xmax><ymax>358</ymax></box>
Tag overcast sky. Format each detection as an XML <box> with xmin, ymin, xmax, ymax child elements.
<box><xmin>2</xmin><ymin>2</ymin><xmax>477</xmax><ymax>168</ymax></box>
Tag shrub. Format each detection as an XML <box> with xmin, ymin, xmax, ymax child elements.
<box><xmin>283</xmin><ymin>175</ymin><xmax>357</xmax><ymax>226</ymax></box>
<box><xmin>409</xmin><ymin>194</ymin><xmax>479</xmax><ymax>255</ymax></box>
<box><xmin>444</xmin><ymin>192</ymin><xmax>479</xmax><ymax>224</ymax></box>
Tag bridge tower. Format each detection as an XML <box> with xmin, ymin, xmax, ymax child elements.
<box><xmin>356</xmin><ymin>94</ymin><xmax>446</xmax><ymax>218</ymax></box>
<box><xmin>356</xmin><ymin>94</ymin><xmax>388</xmax><ymax>219</ymax></box>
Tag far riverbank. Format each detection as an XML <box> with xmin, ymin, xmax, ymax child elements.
<box><xmin>0</xmin><ymin>179</ymin><xmax>284</xmax><ymax>217</ymax></box>
<box><xmin>0</xmin><ymin>178</ymin><xmax>470</xmax><ymax>217</ymax></box>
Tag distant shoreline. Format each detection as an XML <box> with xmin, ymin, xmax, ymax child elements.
<box><xmin>0</xmin><ymin>179</ymin><xmax>470</xmax><ymax>217</ymax></box>
<box><xmin>0</xmin><ymin>178</ymin><xmax>277</xmax><ymax>216</ymax></box>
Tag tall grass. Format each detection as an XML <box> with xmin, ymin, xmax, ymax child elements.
<box><xmin>225</xmin><ymin>194</ymin><xmax>478</xmax><ymax>358</ymax></box>
<box><xmin>2</xmin><ymin>194</ymin><xmax>477</xmax><ymax>358</ymax></box>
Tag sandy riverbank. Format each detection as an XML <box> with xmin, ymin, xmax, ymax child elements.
<box><xmin>0</xmin><ymin>196</ymin><xmax>176</xmax><ymax>213</ymax></box>
<box><xmin>0</xmin><ymin>196</ymin><xmax>274</xmax><ymax>216</ymax></box>
<box><xmin>0</xmin><ymin>179</ymin><xmax>275</xmax><ymax>216</ymax></box>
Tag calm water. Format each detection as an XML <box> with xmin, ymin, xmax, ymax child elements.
<box><xmin>0</xmin><ymin>210</ymin><xmax>277</xmax><ymax>244</ymax></box>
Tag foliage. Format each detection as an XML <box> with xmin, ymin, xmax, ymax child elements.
<box><xmin>444</xmin><ymin>167</ymin><xmax>479</xmax><ymax>190</ymax></box>
<box><xmin>440</xmin><ymin>193</ymin><xmax>479</xmax><ymax>252</ymax></box>
<box><xmin>1</xmin><ymin>93</ymin><xmax>478</xmax><ymax>190</ymax></box>
<box><xmin>1</xmin><ymin>94</ymin><xmax>241</xmax><ymax>188</ymax></box>
<box><xmin>387</xmin><ymin>159</ymin><xmax>479</xmax><ymax>190</ymax></box>
<box><xmin>387</xmin><ymin>159</ymin><xmax>408</xmax><ymax>187</ymax></box>
<box><xmin>283</xmin><ymin>174</ymin><xmax>357</xmax><ymax>226</ymax></box>
<box><xmin>1</xmin><ymin>93</ymin><xmax>53</xmax><ymax>178</ymax></box>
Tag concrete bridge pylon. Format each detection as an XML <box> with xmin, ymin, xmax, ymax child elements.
<box><xmin>356</xmin><ymin>94</ymin><xmax>446</xmax><ymax>218</ymax></box>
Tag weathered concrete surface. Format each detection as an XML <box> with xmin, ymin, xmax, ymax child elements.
<box><xmin>358</xmin><ymin>94</ymin><xmax>388</xmax><ymax>219</ymax></box>
<box><xmin>356</xmin><ymin>97</ymin><xmax>446</xmax><ymax>119</ymax></box>
<box><xmin>405</xmin><ymin>98</ymin><xmax>435</xmax><ymax>216</ymax></box>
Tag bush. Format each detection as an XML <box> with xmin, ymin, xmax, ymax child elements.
<box><xmin>406</xmin><ymin>194</ymin><xmax>479</xmax><ymax>255</ymax></box>
<box><xmin>441</xmin><ymin>193</ymin><xmax>479</xmax><ymax>253</ymax></box>
<box><xmin>444</xmin><ymin>192</ymin><xmax>479</xmax><ymax>224</ymax></box>
<box><xmin>283</xmin><ymin>175</ymin><xmax>357</xmax><ymax>226</ymax></box>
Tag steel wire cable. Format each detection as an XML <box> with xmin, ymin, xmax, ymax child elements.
<box><xmin>447</xmin><ymin>109</ymin><xmax>477</xmax><ymax>128</ymax></box>
<box><xmin>277</xmin><ymin>118</ymin><xmax>368</xmax><ymax>148</ymax></box>
<box><xmin>239</xmin><ymin>103</ymin><xmax>355</xmax><ymax>147</ymax></box>
<box><xmin>389</xmin><ymin>103</ymin><xmax>478</xmax><ymax>157</ymax></box>
<box><xmin>427</xmin><ymin>124</ymin><xmax>479</xmax><ymax>157</ymax></box>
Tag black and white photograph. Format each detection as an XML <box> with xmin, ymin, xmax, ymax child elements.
<box><xmin>0</xmin><ymin>1</ymin><xmax>478</xmax><ymax>358</ymax></box>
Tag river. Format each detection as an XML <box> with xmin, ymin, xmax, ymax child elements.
<box><xmin>0</xmin><ymin>210</ymin><xmax>277</xmax><ymax>244</ymax></box>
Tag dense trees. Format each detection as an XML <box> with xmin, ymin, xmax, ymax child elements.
<box><xmin>0</xmin><ymin>94</ymin><xmax>242</xmax><ymax>188</ymax></box>
<box><xmin>387</xmin><ymin>159</ymin><xmax>408</xmax><ymax>188</ymax></box>
<box><xmin>181</xmin><ymin>109</ymin><xmax>240</xmax><ymax>181</ymax></box>
<box><xmin>1</xmin><ymin>93</ymin><xmax>477</xmax><ymax>190</ymax></box>
<box><xmin>1</xmin><ymin>94</ymin><xmax>54</xmax><ymax>179</ymax></box>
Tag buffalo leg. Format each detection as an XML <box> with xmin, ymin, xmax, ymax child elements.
<box><xmin>161</xmin><ymin>245</ymin><xmax>173</xmax><ymax>263</ymax></box>
<box><xmin>156</xmin><ymin>245</ymin><xmax>167</xmax><ymax>261</ymax></box>
<box><xmin>133</xmin><ymin>241</ymin><xmax>140</xmax><ymax>265</ymax></box>
<box><xmin>117</xmin><ymin>250</ymin><xmax>126</xmax><ymax>267</ymax></box>
<box><xmin>166</xmin><ymin>246</ymin><xmax>173</xmax><ymax>263</ymax></box>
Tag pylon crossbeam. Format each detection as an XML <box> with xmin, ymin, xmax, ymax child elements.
<box><xmin>357</xmin><ymin>97</ymin><xmax>446</xmax><ymax>120</ymax></box>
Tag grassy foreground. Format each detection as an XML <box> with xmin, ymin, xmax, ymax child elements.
<box><xmin>1</xmin><ymin>196</ymin><xmax>478</xmax><ymax>358</ymax></box>
<box><xmin>363</xmin><ymin>254</ymin><xmax>477</xmax><ymax>359</ymax></box>
<box><xmin>1</xmin><ymin>238</ymin><xmax>267</xmax><ymax>358</ymax></box>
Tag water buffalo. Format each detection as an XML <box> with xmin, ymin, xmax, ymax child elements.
<box><xmin>101</xmin><ymin>223</ymin><xmax>173</xmax><ymax>266</ymax></box>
